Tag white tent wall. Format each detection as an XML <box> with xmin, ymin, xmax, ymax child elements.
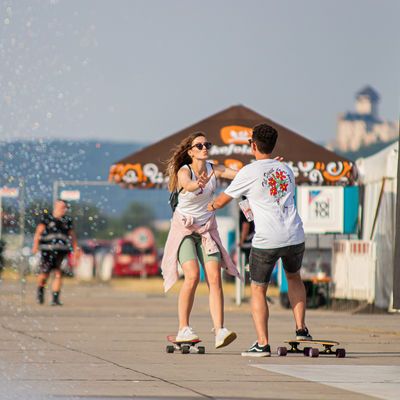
<box><xmin>370</xmin><ymin>182</ymin><xmax>396</xmax><ymax>308</ymax></box>
<box><xmin>356</xmin><ymin>142</ymin><xmax>398</xmax><ymax>309</ymax></box>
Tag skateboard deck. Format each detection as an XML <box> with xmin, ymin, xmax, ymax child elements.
<box><xmin>166</xmin><ymin>334</ymin><xmax>205</xmax><ymax>354</ymax></box>
<box><xmin>277</xmin><ymin>339</ymin><xmax>345</xmax><ymax>358</ymax></box>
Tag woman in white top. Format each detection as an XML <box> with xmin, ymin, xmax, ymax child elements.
<box><xmin>165</xmin><ymin>132</ymin><xmax>238</xmax><ymax>348</ymax></box>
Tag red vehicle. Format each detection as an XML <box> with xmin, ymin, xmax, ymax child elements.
<box><xmin>112</xmin><ymin>227</ymin><xmax>159</xmax><ymax>277</ymax></box>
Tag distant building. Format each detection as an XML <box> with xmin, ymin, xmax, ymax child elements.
<box><xmin>333</xmin><ymin>86</ymin><xmax>398</xmax><ymax>152</ymax></box>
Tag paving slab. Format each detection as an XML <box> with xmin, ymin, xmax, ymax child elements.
<box><xmin>1</xmin><ymin>276</ymin><xmax>399</xmax><ymax>399</ymax></box>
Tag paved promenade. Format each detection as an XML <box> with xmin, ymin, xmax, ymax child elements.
<box><xmin>1</xmin><ymin>275</ymin><xmax>399</xmax><ymax>400</ymax></box>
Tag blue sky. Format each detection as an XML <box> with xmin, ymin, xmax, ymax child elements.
<box><xmin>1</xmin><ymin>0</ymin><xmax>399</xmax><ymax>145</ymax></box>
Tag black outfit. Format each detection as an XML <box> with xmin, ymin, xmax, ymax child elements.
<box><xmin>39</xmin><ymin>214</ymin><xmax>73</xmax><ymax>274</ymax></box>
<box><xmin>239</xmin><ymin>211</ymin><xmax>255</xmax><ymax>265</ymax></box>
<box><xmin>0</xmin><ymin>239</ymin><xmax>5</xmax><ymax>277</ymax></box>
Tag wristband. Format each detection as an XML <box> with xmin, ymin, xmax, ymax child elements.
<box><xmin>211</xmin><ymin>202</ymin><xmax>216</xmax><ymax>211</ymax></box>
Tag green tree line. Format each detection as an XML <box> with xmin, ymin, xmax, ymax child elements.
<box><xmin>1</xmin><ymin>200</ymin><xmax>166</xmax><ymax>245</ymax></box>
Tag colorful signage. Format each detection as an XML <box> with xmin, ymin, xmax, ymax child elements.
<box><xmin>220</xmin><ymin>125</ymin><xmax>252</xmax><ymax>144</ymax></box>
<box><xmin>60</xmin><ymin>190</ymin><xmax>81</xmax><ymax>201</ymax></box>
<box><xmin>297</xmin><ymin>186</ymin><xmax>344</xmax><ymax>233</ymax></box>
<box><xmin>0</xmin><ymin>187</ymin><xmax>19</xmax><ymax>198</ymax></box>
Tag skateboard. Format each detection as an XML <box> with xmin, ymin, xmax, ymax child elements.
<box><xmin>166</xmin><ymin>335</ymin><xmax>206</xmax><ymax>354</ymax></box>
<box><xmin>277</xmin><ymin>339</ymin><xmax>346</xmax><ymax>358</ymax></box>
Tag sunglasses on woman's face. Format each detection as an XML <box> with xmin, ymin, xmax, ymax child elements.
<box><xmin>191</xmin><ymin>142</ymin><xmax>212</xmax><ymax>150</ymax></box>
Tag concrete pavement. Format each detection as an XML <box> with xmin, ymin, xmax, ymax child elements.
<box><xmin>1</xmin><ymin>275</ymin><xmax>400</xmax><ymax>399</ymax></box>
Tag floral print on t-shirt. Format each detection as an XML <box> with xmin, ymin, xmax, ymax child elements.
<box><xmin>262</xmin><ymin>168</ymin><xmax>291</xmax><ymax>205</ymax></box>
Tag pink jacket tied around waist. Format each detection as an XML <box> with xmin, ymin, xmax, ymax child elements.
<box><xmin>161</xmin><ymin>211</ymin><xmax>243</xmax><ymax>292</ymax></box>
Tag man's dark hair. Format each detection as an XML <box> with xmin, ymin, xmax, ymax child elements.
<box><xmin>252</xmin><ymin>124</ymin><xmax>278</xmax><ymax>154</ymax></box>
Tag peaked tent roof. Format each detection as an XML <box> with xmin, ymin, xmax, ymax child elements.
<box><xmin>356</xmin><ymin>141</ymin><xmax>398</xmax><ymax>184</ymax></box>
<box><xmin>109</xmin><ymin>105</ymin><xmax>355</xmax><ymax>188</ymax></box>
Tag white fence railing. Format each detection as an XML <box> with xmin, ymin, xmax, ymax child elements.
<box><xmin>331</xmin><ymin>240</ymin><xmax>376</xmax><ymax>302</ymax></box>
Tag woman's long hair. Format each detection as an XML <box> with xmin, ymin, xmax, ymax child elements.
<box><xmin>166</xmin><ymin>132</ymin><xmax>205</xmax><ymax>192</ymax></box>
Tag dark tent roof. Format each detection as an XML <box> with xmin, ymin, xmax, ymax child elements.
<box><xmin>109</xmin><ymin>105</ymin><xmax>355</xmax><ymax>188</ymax></box>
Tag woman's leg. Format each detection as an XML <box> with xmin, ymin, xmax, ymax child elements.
<box><xmin>203</xmin><ymin>260</ymin><xmax>223</xmax><ymax>331</ymax></box>
<box><xmin>178</xmin><ymin>259</ymin><xmax>200</xmax><ymax>329</ymax></box>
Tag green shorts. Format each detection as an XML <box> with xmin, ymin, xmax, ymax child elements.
<box><xmin>178</xmin><ymin>233</ymin><xmax>221</xmax><ymax>266</ymax></box>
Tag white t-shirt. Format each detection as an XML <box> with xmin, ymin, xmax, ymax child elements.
<box><xmin>224</xmin><ymin>159</ymin><xmax>305</xmax><ymax>249</ymax></box>
<box><xmin>176</xmin><ymin>162</ymin><xmax>216</xmax><ymax>225</ymax></box>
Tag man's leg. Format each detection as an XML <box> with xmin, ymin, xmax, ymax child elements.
<box><xmin>52</xmin><ymin>270</ymin><xmax>62</xmax><ymax>293</ymax></box>
<box><xmin>286</xmin><ymin>271</ymin><xmax>307</xmax><ymax>330</ymax></box>
<box><xmin>37</xmin><ymin>252</ymin><xmax>50</xmax><ymax>304</ymax></box>
<box><xmin>250</xmin><ymin>283</ymin><xmax>269</xmax><ymax>345</ymax></box>
<box><xmin>51</xmin><ymin>254</ymin><xmax>66</xmax><ymax>306</ymax></box>
<box><xmin>248</xmin><ymin>247</ymin><xmax>278</xmax><ymax>346</ymax></box>
<box><xmin>38</xmin><ymin>272</ymin><xmax>49</xmax><ymax>287</ymax></box>
<box><xmin>37</xmin><ymin>272</ymin><xmax>49</xmax><ymax>304</ymax></box>
<box><xmin>241</xmin><ymin>247</ymin><xmax>276</xmax><ymax>357</ymax></box>
<box><xmin>51</xmin><ymin>270</ymin><xmax>63</xmax><ymax>305</ymax></box>
<box><xmin>282</xmin><ymin>243</ymin><xmax>309</xmax><ymax>333</ymax></box>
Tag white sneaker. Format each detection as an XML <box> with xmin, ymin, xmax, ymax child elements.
<box><xmin>176</xmin><ymin>326</ymin><xmax>199</xmax><ymax>342</ymax></box>
<box><xmin>215</xmin><ymin>327</ymin><xmax>237</xmax><ymax>348</ymax></box>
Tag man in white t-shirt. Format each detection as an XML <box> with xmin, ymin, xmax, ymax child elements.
<box><xmin>207</xmin><ymin>123</ymin><xmax>312</xmax><ymax>357</ymax></box>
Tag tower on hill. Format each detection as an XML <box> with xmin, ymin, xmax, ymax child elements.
<box><xmin>333</xmin><ymin>86</ymin><xmax>398</xmax><ymax>152</ymax></box>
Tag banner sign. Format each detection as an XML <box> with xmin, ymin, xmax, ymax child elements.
<box><xmin>297</xmin><ymin>186</ymin><xmax>344</xmax><ymax>233</ymax></box>
<box><xmin>108</xmin><ymin>122</ymin><xmax>354</xmax><ymax>188</ymax></box>
<box><xmin>0</xmin><ymin>187</ymin><xmax>19</xmax><ymax>198</ymax></box>
<box><xmin>60</xmin><ymin>190</ymin><xmax>81</xmax><ymax>201</ymax></box>
<box><xmin>109</xmin><ymin>159</ymin><xmax>354</xmax><ymax>188</ymax></box>
<box><xmin>125</xmin><ymin>227</ymin><xmax>154</xmax><ymax>250</ymax></box>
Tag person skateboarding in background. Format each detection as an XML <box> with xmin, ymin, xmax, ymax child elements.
<box><xmin>32</xmin><ymin>199</ymin><xmax>79</xmax><ymax>306</ymax></box>
<box><xmin>208</xmin><ymin>123</ymin><xmax>312</xmax><ymax>357</ymax></box>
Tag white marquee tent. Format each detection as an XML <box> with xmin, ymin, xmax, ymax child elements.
<box><xmin>356</xmin><ymin>142</ymin><xmax>398</xmax><ymax>309</ymax></box>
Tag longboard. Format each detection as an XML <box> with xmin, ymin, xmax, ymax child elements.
<box><xmin>277</xmin><ymin>339</ymin><xmax>346</xmax><ymax>358</ymax></box>
<box><xmin>166</xmin><ymin>334</ymin><xmax>205</xmax><ymax>354</ymax></box>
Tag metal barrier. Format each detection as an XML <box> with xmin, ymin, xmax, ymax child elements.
<box><xmin>331</xmin><ymin>240</ymin><xmax>376</xmax><ymax>302</ymax></box>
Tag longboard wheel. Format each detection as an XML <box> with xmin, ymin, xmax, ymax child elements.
<box><xmin>198</xmin><ymin>346</ymin><xmax>205</xmax><ymax>354</ymax></box>
<box><xmin>309</xmin><ymin>348</ymin><xmax>319</xmax><ymax>358</ymax></box>
<box><xmin>181</xmin><ymin>345</ymin><xmax>190</xmax><ymax>354</ymax></box>
<box><xmin>336</xmin><ymin>348</ymin><xmax>346</xmax><ymax>358</ymax></box>
<box><xmin>277</xmin><ymin>346</ymin><xmax>287</xmax><ymax>356</ymax></box>
<box><xmin>303</xmin><ymin>347</ymin><xmax>311</xmax><ymax>356</ymax></box>
<box><xmin>166</xmin><ymin>345</ymin><xmax>175</xmax><ymax>353</ymax></box>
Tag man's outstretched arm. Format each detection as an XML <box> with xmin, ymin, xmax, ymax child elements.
<box><xmin>207</xmin><ymin>192</ymin><xmax>233</xmax><ymax>211</ymax></box>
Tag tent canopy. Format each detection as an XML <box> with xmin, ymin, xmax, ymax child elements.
<box><xmin>355</xmin><ymin>141</ymin><xmax>398</xmax><ymax>309</ymax></box>
<box><xmin>109</xmin><ymin>105</ymin><xmax>355</xmax><ymax>188</ymax></box>
<box><xmin>356</xmin><ymin>142</ymin><xmax>398</xmax><ymax>184</ymax></box>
